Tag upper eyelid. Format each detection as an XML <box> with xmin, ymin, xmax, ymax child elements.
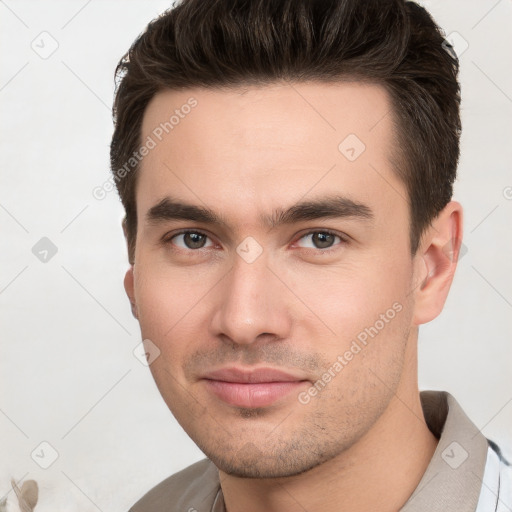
<box><xmin>164</xmin><ymin>228</ymin><xmax>348</xmax><ymax>249</ymax></box>
<box><xmin>165</xmin><ymin>229</ymin><xmax>215</xmax><ymax>245</ymax></box>
<box><xmin>164</xmin><ymin>228</ymin><xmax>211</xmax><ymax>241</ymax></box>
<box><xmin>292</xmin><ymin>230</ymin><xmax>347</xmax><ymax>249</ymax></box>
<box><xmin>296</xmin><ymin>228</ymin><xmax>345</xmax><ymax>238</ymax></box>
<box><xmin>293</xmin><ymin>228</ymin><xmax>349</xmax><ymax>244</ymax></box>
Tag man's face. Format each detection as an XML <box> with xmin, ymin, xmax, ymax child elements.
<box><xmin>127</xmin><ymin>82</ymin><xmax>425</xmax><ymax>477</ymax></box>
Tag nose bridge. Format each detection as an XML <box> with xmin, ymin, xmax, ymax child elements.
<box><xmin>210</xmin><ymin>249</ymin><xmax>291</xmax><ymax>345</ymax></box>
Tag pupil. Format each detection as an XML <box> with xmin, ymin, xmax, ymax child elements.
<box><xmin>185</xmin><ymin>232</ymin><xmax>206</xmax><ymax>249</ymax></box>
<box><xmin>313</xmin><ymin>232</ymin><xmax>334</xmax><ymax>249</ymax></box>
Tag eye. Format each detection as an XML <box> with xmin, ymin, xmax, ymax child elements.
<box><xmin>295</xmin><ymin>230</ymin><xmax>345</xmax><ymax>250</ymax></box>
<box><xmin>168</xmin><ymin>231</ymin><xmax>214</xmax><ymax>250</ymax></box>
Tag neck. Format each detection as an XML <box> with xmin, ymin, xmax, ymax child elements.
<box><xmin>219</xmin><ymin>336</ymin><xmax>438</xmax><ymax>512</ymax></box>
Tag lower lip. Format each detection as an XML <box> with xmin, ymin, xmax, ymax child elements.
<box><xmin>203</xmin><ymin>380</ymin><xmax>306</xmax><ymax>408</ymax></box>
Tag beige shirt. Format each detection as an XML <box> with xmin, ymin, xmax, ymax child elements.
<box><xmin>129</xmin><ymin>391</ymin><xmax>510</xmax><ymax>512</ymax></box>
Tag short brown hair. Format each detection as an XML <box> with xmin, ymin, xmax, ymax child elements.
<box><xmin>110</xmin><ymin>0</ymin><xmax>461</xmax><ymax>264</ymax></box>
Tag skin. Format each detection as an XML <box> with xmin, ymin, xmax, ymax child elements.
<box><xmin>124</xmin><ymin>82</ymin><xmax>463</xmax><ymax>512</ymax></box>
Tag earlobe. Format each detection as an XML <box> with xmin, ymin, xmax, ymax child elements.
<box><xmin>412</xmin><ymin>201</ymin><xmax>463</xmax><ymax>326</ymax></box>
<box><xmin>124</xmin><ymin>266</ymin><xmax>139</xmax><ymax>319</ymax></box>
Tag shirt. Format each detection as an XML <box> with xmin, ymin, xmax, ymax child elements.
<box><xmin>129</xmin><ymin>391</ymin><xmax>512</xmax><ymax>512</ymax></box>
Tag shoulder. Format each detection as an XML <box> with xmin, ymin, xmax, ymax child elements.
<box><xmin>129</xmin><ymin>458</ymin><xmax>221</xmax><ymax>512</ymax></box>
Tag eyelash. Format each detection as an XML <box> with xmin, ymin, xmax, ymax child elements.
<box><xmin>294</xmin><ymin>229</ymin><xmax>348</xmax><ymax>253</ymax></box>
<box><xmin>162</xmin><ymin>229</ymin><xmax>348</xmax><ymax>254</ymax></box>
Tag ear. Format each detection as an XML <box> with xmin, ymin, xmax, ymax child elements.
<box><xmin>412</xmin><ymin>201</ymin><xmax>463</xmax><ymax>326</ymax></box>
<box><xmin>124</xmin><ymin>265</ymin><xmax>139</xmax><ymax>319</ymax></box>
<box><xmin>122</xmin><ymin>217</ymin><xmax>135</xmax><ymax>265</ymax></box>
<box><xmin>122</xmin><ymin>217</ymin><xmax>138</xmax><ymax>319</ymax></box>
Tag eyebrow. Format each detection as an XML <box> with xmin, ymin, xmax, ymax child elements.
<box><xmin>145</xmin><ymin>195</ymin><xmax>374</xmax><ymax>229</ymax></box>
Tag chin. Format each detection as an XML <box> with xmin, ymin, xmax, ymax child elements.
<box><xmin>202</xmin><ymin>441</ymin><xmax>336</xmax><ymax>479</ymax></box>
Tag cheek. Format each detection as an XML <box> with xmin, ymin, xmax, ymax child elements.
<box><xmin>133</xmin><ymin>272</ymin><xmax>194</xmax><ymax>372</ymax></box>
<box><xmin>134</xmin><ymin>259</ymin><xmax>213</xmax><ymax>334</ymax></box>
<box><xmin>280</xmin><ymin>254</ymin><xmax>413</xmax><ymax>341</ymax></box>
<box><xmin>132</xmin><ymin>259</ymin><xmax>233</xmax><ymax>386</ymax></box>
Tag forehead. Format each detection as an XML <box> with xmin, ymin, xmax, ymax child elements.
<box><xmin>136</xmin><ymin>81</ymin><xmax>406</xmax><ymax>228</ymax></box>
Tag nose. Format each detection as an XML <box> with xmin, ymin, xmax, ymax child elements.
<box><xmin>209</xmin><ymin>251</ymin><xmax>293</xmax><ymax>346</ymax></box>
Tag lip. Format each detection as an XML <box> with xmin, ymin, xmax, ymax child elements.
<box><xmin>201</xmin><ymin>367</ymin><xmax>309</xmax><ymax>408</ymax></box>
<box><xmin>203</xmin><ymin>367</ymin><xmax>305</xmax><ymax>384</ymax></box>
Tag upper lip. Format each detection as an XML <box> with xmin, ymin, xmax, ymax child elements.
<box><xmin>201</xmin><ymin>367</ymin><xmax>307</xmax><ymax>384</ymax></box>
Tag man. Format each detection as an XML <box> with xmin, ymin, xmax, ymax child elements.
<box><xmin>110</xmin><ymin>0</ymin><xmax>511</xmax><ymax>510</ymax></box>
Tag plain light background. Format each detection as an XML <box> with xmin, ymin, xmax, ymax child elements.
<box><xmin>1</xmin><ymin>0</ymin><xmax>511</xmax><ymax>510</ymax></box>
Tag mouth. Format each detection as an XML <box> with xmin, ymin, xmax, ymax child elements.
<box><xmin>200</xmin><ymin>367</ymin><xmax>310</xmax><ymax>408</ymax></box>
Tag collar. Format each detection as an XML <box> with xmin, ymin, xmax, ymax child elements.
<box><xmin>400</xmin><ymin>390</ymin><xmax>489</xmax><ymax>511</ymax></box>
